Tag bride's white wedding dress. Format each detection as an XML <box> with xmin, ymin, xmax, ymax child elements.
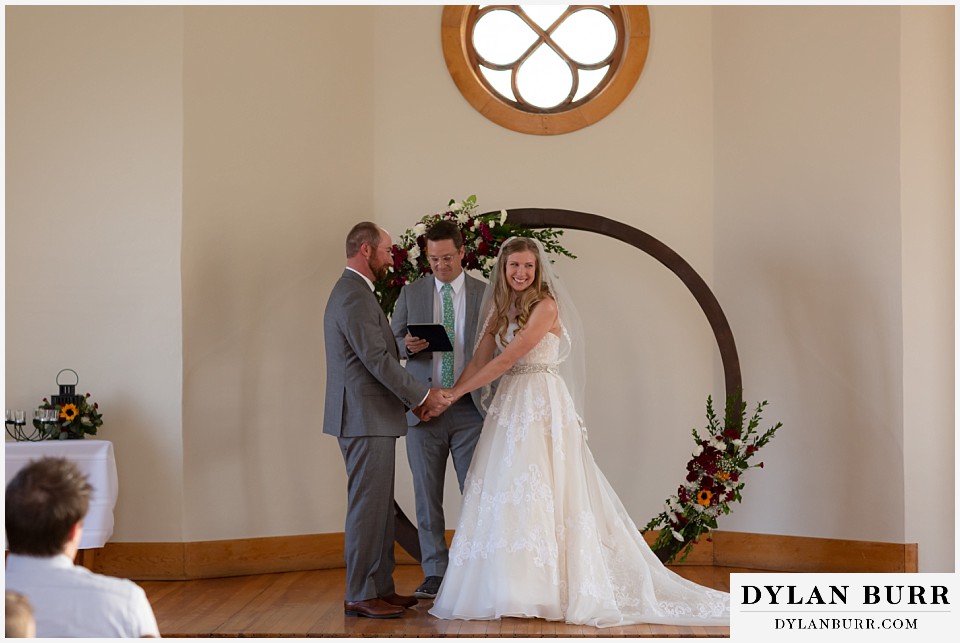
<box><xmin>429</xmin><ymin>326</ymin><xmax>730</xmax><ymax>628</ymax></box>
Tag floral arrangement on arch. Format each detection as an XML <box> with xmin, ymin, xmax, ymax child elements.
<box><xmin>375</xmin><ymin>194</ymin><xmax>575</xmax><ymax>316</ymax></box>
<box><xmin>644</xmin><ymin>395</ymin><xmax>782</xmax><ymax>563</ymax></box>
<box><xmin>33</xmin><ymin>393</ymin><xmax>103</xmax><ymax>440</ymax></box>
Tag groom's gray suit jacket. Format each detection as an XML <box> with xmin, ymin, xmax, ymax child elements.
<box><xmin>323</xmin><ymin>269</ymin><xmax>428</xmax><ymax>437</ymax></box>
<box><xmin>390</xmin><ymin>273</ymin><xmax>486</xmax><ymax>423</ymax></box>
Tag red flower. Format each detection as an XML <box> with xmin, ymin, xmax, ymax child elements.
<box><xmin>723</xmin><ymin>427</ymin><xmax>740</xmax><ymax>440</ymax></box>
<box><xmin>478</xmin><ymin>222</ymin><xmax>493</xmax><ymax>242</ymax></box>
<box><xmin>686</xmin><ymin>470</ymin><xmax>699</xmax><ymax>482</ymax></box>
<box><xmin>477</xmin><ymin>241</ymin><xmax>490</xmax><ymax>256</ymax></box>
<box><xmin>758</xmin><ymin>462</ymin><xmax>764</xmax><ymax>468</ymax></box>
<box><xmin>746</xmin><ymin>445</ymin><xmax>758</xmax><ymax>455</ymax></box>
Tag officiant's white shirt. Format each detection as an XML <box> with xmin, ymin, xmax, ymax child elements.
<box><xmin>432</xmin><ymin>271</ymin><xmax>467</xmax><ymax>386</ymax></box>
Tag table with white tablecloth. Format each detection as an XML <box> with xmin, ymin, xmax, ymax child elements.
<box><xmin>5</xmin><ymin>439</ymin><xmax>118</xmax><ymax>549</ymax></box>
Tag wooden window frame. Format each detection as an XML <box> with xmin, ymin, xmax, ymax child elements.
<box><xmin>441</xmin><ymin>5</ymin><xmax>650</xmax><ymax>136</ymax></box>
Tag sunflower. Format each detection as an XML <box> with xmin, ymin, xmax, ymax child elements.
<box><xmin>59</xmin><ymin>403</ymin><xmax>79</xmax><ymax>422</ymax></box>
<box><xmin>696</xmin><ymin>489</ymin><xmax>713</xmax><ymax>507</ymax></box>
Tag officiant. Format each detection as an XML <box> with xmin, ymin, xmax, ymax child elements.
<box><xmin>391</xmin><ymin>220</ymin><xmax>486</xmax><ymax>600</ymax></box>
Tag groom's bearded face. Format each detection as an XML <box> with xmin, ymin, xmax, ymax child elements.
<box><xmin>367</xmin><ymin>234</ymin><xmax>394</xmax><ymax>280</ymax></box>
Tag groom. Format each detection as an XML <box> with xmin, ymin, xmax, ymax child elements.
<box><xmin>391</xmin><ymin>220</ymin><xmax>486</xmax><ymax>599</ymax></box>
<box><xmin>323</xmin><ymin>221</ymin><xmax>451</xmax><ymax>619</ymax></box>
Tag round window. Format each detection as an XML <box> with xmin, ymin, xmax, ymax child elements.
<box><xmin>442</xmin><ymin>5</ymin><xmax>650</xmax><ymax>135</ymax></box>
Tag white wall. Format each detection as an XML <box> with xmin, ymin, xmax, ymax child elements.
<box><xmin>714</xmin><ymin>6</ymin><xmax>906</xmax><ymax>541</ymax></box>
<box><xmin>5</xmin><ymin>6</ymin><xmax>186</xmax><ymax>540</ymax></box>
<box><xmin>179</xmin><ymin>6</ymin><xmax>374</xmax><ymax>541</ymax></box>
<box><xmin>899</xmin><ymin>5</ymin><xmax>955</xmax><ymax>572</ymax></box>
<box><xmin>5</xmin><ymin>5</ymin><xmax>953</xmax><ymax>570</ymax></box>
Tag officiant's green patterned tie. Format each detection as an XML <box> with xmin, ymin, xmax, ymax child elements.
<box><xmin>441</xmin><ymin>283</ymin><xmax>455</xmax><ymax>388</ymax></box>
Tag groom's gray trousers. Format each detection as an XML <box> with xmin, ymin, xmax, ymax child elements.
<box><xmin>405</xmin><ymin>397</ymin><xmax>483</xmax><ymax>577</ymax></box>
<box><xmin>338</xmin><ymin>435</ymin><xmax>397</xmax><ymax>602</ymax></box>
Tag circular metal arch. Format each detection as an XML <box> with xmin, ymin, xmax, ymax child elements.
<box><xmin>504</xmin><ymin>208</ymin><xmax>742</xmax><ymax>402</ymax></box>
<box><xmin>394</xmin><ymin>208</ymin><xmax>742</xmax><ymax>561</ymax></box>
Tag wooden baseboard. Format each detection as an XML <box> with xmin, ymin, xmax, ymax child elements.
<box><xmin>88</xmin><ymin>530</ymin><xmax>917</xmax><ymax>581</ymax></box>
<box><xmin>85</xmin><ymin>533</ymin><xmax>423</xmax><ymax>581</ymax></box>
<box><xmin>710</xmin><ymin>531</ymin><xmax>919</xmax><ymax>573</ymax></box>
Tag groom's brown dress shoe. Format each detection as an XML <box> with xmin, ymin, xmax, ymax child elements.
<box><xmin>343</xmin><ymin>598</ymin><xmax>404</xmax><ymax>618</ymax></box>
<box><xmin>379</xmin><ymin>592</ymin><xmax>418</xmax><ymax>608</ymax></box>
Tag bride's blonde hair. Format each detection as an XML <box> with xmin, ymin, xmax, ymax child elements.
<box><xmin>491</xmin><ymin>237</ymin><xmax>552</xmax><ymax>346</ymax></box>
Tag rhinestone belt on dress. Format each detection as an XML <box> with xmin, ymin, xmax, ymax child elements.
<box><xmin>506</xmin><ymin>363</ymin><xmax>559</xmax><ymax>375</ymax></box>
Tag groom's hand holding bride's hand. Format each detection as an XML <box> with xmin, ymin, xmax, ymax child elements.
<box><xmin>414</xmin><ymin>388</ymin><xmax>454</xmax><ymax>422</ymax></box>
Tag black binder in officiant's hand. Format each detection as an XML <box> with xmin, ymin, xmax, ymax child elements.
<box><xmin>406</xmin><ymin>324</ymin><xmax>453</xmax><ymax>352</ymax></box>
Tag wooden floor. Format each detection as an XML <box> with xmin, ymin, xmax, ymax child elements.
<box><xmin>139</xmin><ymin>563</ymin><xmax>750</xmax><ymax>638</ymax></box>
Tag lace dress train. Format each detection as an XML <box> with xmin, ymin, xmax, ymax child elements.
<box><xmin>429</xmin><ymin>331</ymin><xmax>730</xmax><ymax>628</ymax></box>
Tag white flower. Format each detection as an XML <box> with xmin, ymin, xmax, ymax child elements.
<box><xmin>412</xmin><ymin>223</ymin><xmax>427</xmax><ymax>236</ymax></box>
<box><xmin>692</xmin><ymin>444</ymin><xmax>703</xmax><ymax>457</ymax></box>
<box><xmin>448</xmin><ymin>201</ymin><xmax>462</xmax><ymax>212</ymax></box>
<box><xmin>499</xmin><ymin>209</ymin><xmax>508</xmax><ymax>225</ymax></box>
<box><xmin>732</xmin><ymin>439</ymin><xmax>743</xmax><ymax>449</ymax></box>
<box><xmin>671</xmin><ymin>529</ymin><xmax>685</xmax><ymax>542</ymax></box>
<box><xmin>456</xmin><ymin>210</ymin><xmax>469</xmax><ymax>224</ymax></box>
<box><xmin>408</xmin><ymin>245</ymin><xmax>420</xmax><ymax>260</ymax></box>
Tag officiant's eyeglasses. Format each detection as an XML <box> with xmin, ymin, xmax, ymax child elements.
<box><xmin>427</xmin><ymin>254</ymin><xmax>458</xmax><ymax>265</ymax></box>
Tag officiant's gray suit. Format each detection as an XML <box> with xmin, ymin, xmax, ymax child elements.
<box><xmin>390</xmin><ymin>273</ymin><xmax>485</xmax><ymax>578</ymax></box>
<box><xmin>323</xmin><ymin>268</ymin><xmax>429</xmax><ymax>603</ymax></box>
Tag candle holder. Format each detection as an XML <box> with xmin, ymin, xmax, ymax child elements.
<box><xmin>5</xmin><ymin>408</ymin><xmax>52</xmax><ymax>441</ymax></box>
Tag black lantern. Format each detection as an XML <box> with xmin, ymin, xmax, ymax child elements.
<box><xmin>51</xmin><ymin>368</ymin><xmax>84</xmax><ymax>409</ymax></box>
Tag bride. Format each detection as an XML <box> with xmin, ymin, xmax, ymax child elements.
<box><xmin>427</xmin><ymin>237</ymin><xmax>730</xmax><ymax>628</ymax></box>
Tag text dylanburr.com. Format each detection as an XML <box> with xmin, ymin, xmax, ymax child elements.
<box><xmin>730</xmin><ymin>573</ymin><xmax>958</xmax><ymax>641</ymax></box>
